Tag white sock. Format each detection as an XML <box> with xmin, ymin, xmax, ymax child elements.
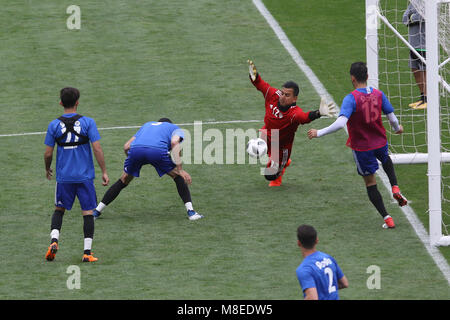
<box><xmin>84</xmin><ymin>238</ymin><xmax>93</xmax><ymax>252</ymax></box>
<box><xmin>384</xmin><ymin>215</ymin><xmax>392</xmax><ymax>220</ymax></box>
<box><xmin>50</xmin><ymin>229</ymin><xmax>60</xmax><ymax>241</ymax></box>
<box><xmin>185</xmin><ymin>202</ymin><xmax>194</xmax><ymax>211</ymax></box>
<box><xmin>96</xmin><ymin>202</ymin><xmax>106</xmax><ymax>212</ymax></box>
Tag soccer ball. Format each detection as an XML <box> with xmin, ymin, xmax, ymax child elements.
<box><xmin>247</xmin><ymin>138</ymin><xmax>267</xmax><ymax>158</ymax></box>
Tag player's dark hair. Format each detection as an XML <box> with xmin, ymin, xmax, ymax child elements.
<box><xmin>297</xmin><ymin>224</ymin><xmax>317</xmax><ymax>249</ymax></box>
<box><xmin>282</xmin><ymin>81</ymin><xmax>299</xmax><ymax>97</ymax></box>
<box><xmin>158</xmin><ymin>118</ymin><xmax>172</xmax><ymax>123</ymax></box>
<box><xmin>350</xmin><ymin>62</ymin><xmax>368</xmax><ymax>83</ymax></box>
<box><xmin>60</xmin><ymin>87</ymin><xmax>80</xmax><ymax>108</ymax></box>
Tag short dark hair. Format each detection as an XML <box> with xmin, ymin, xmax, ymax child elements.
<box><xmin>282</xmin><ymin>81</ymin><xmax>299</xmax><ymax>96</ymax></box>
<box><xmin>350</xmin><ymin>62</ymin><xmax>368</xmax><ymax>83</ymax></box>
<box><xmin>158</xmin><ymin>118</ymin><xmax>172</xmax><ymax>123</ymax></box>
<box><xmin>60</xmin><ymin>87</ymin><xmax>80</xmax><ymax>108</ymax></box>
<box><xmin>297</xmin><ymin>224</ymin><xmax>317</xmax><ymax>249</ymax></box>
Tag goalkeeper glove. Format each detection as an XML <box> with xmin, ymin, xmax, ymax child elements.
<box><xmin>319</xmin><ymin>97</ymin><xmax>338</xmax><ymax>118</ymax></box>
<box><xmin>248</xmin><ymin>59</ymin><xmax>258</xmax><ymax>81</ymax></box>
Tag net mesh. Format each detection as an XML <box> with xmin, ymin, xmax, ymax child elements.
<box><xmin>377</xmin><ymin>0</ymin><xmax>450</xmax><ymax>238</ymax></box>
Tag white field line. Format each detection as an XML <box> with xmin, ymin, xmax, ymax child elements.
<box><xmin>0</xmin><ymin>119</ymin><xmax>263</xmax><ymax>138</ymax></box>
<box><xmin>252</xmin><ymin>0</ymin><xmax>450</xmax><ymax>285</ymax></box>
<box><xmin>251</xmin><ymin>0</ymin><xmax>337</xmax><ymax>106</ymax></box>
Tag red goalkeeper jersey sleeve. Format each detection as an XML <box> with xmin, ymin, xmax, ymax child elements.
<box><xmin>251</xmin><ymin>75</ymin><xmax>313</xmax><ymax>150</ymax></box>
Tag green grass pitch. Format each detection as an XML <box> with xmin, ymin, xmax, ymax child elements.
<box><xmin>0</xmin><ymin>0</ymin><xmax>448</xmax><ymax>299</ymax></box>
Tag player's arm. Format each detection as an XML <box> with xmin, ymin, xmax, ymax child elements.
<box><xmin>402</xmin><ymin>5</ymin><xmax>413</xmax><ymax>25</ymax></box>
<box><xmin>338</xmin><ymin>275</ymin><xmax>349</xmax><ymax>290</ymax></box>
<box><xmin>403</xmin><ymin>5</ymin><xmax>423</xmax><ymax>26</ymax></box>
<box><xmin>307</xmin><ymin>116</ymin><xmax>348</xmax><ymax>139</ymax></box>
<box><xmin>44</xmin><ymin>145</ymin><xmax>54</xmax><ymax>180</ymax></box>
<box><xmin>295</xmin><ymin>97</ymin><xmax>339</xmax><ymax>125</ymax></box>
<box><xmin>303</xmin><ymin>288</ymin><xmax>319</xmax><ymax>300</ymax></box>
<box><xmin>308</xmin><ymin>94</ymin><xmax>353</xmax><ymax>139</ymax></box>
<box><xmin>124</xmin><ymin>136</ymin><xmax>136</xmax><ymax>156</ymax></box>
<box><xmin>170</xmin><ymin>134</ymin><xmax>192</xmax><ymax>185</ymax></box>
<box><xmin>247</xmin><ymin>60</ymin><xmax>272</xmax><ymax>99</ymax></box>
<box><xmin>92</xmin><ymin>140</ymin><xmax>109</xmax><ymax>186</ymax></box>
<box><xmin>381</xmin><ymin>91</ymin><xmax>403</xmax><ymax>134</ymax></box>
<box><xmin>386</xmin><ymin>113</ymin><xmax>403</xmax><ymax>134</ymax></box>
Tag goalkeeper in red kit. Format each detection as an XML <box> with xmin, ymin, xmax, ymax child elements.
<box><xmin>248</xmin><ymin>60</ymin><xmax>337</xmax><ymax>186</ymax></box>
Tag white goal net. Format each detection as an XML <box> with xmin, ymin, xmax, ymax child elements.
<box><xmin>366</xmin><ymin>0</ymin><xmax>450</xmax><ymax>246</ymax></box>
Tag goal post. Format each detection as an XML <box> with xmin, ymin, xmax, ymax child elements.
<box><xmin>366</xmin><ymin>0</ymin><xmax>450</xmax><ymax>246</ymax></box>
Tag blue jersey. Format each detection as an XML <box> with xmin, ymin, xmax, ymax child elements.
<box><xmin>339</xmin><ymin>87</ymin><xmax>394</xmax><ymax>119</ymax></box>
<box><xmin>296</xmin><ymin>251</ymin><xmax>344</xmax><ymax>300</ymax></box>
<box><xmin>44</xmin><ymin>113</ymin><xmax>101</xmax><ymax>183</ymax></box>
<box><xmin>131</xmin><ymin>121</ymin><xmax>185</xmax><ymax>150</ymax></box>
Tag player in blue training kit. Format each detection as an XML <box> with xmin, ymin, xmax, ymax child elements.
<box><xmin>308</xmin><ymin>62</ymin><xmax>407</xmax><ymax>229</ymax></box>
<box><xmin>44</xmin><ymin>87</ymin><xmax>109</xmax><ymax>262</ymax></box>
<box><xmin>296</xmin><ymin>225</ymin><xmax>348</xmax><ymax>300</ymax></box>
<box><xmin>93</xmin><ymin>118</ymin><xmax>203</xmax><ymax>221</ymax></box>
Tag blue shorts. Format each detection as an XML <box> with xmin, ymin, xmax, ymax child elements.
<box><xmin>352</xmin><ymin>143</ymin><xmax>389</xmax><ymax>176</ymax></box>
<box><xmin>55</xmin><ymin>180</ymin><xmax>97</xmax><ymax>211</ymax></box>
<box><xmin>124</xmin><ymin>146</ymin><xmax>176</xmax><ymax>177</ymax></box>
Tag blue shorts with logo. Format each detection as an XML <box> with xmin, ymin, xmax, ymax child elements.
<box><xmin>55</xmin><ymin>180</ymin><xmax>97</xmax><ymax>211</ymax></box>
<box><xmin>352</xmin><ymin>143</ymin><xmax>389</xmax><ymax>176</ymax></box>
<box><xmin>124</xmin><ymin>146</ymin><xmax>176</xmax><ymax>177</ymax></box>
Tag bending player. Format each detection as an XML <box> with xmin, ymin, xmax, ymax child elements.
<box><xmin>308</xmin><ymin>62</ymin><xmax>407</xmax><ymax>229</ymax></box>
<box><xmin>93</xmin><ymin>118</ymin><xmax>203</xmax><ymax>221</ymax></box>
<box><xmin>248</xmin><ymin>60</ymin><xmax>337</xmax><ymax>186</ymax></box>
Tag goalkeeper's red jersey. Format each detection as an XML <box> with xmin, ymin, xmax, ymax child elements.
<box><xmin>251</xmin><ymin>75</ymin><xmax>313</xmax><ymax>151</ymax></box>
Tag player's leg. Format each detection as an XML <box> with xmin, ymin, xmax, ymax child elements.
<box><xmin>353</xmin><ymin>150</ymin><xmax>395</xmax><ymax>228</ymax></box>
<box><xmin>166</xmin><ymin>167</ymin><xmax>203</xmax><ymax>221</ymax></box>
<box><xmin>93</xmin><ymin>172</ymin><xmax>133</xmax><ymax>219</ymax></box>
<box><xmin>93</xmin><ymin>148</ymin><xmax>143</xmax><ymax>219</ymax></box>
<box><xmin>265</xmin><ymin>148</ymin><xmax>291</xmax><ymax>186</ymax></box>
<box><xmin>409</xmin><ymin>51</ymin><xmax>427</xmax><ymax>109</ymax></box>
<box><xmin>377</xmin><ymin>145</ymin><xmax>407</xmax><ymax>207</ymax></box>
<box><xmin>45</xmin><ymin>206</ymin><xmax>64</xmax><ymax>261</ymax></box>
<box><xmin>78</xmin><ymin>181</ymin><xmax>99</xmax><ymax>262</ymax></box>
<box><xmin>158</xmin><ymin>146</ymin><xmax>203</xmax><ymax>220</ymax></box>
<box><xmin>45</xmin><ymin>182</ymin><xmax>75</xmax><ymax>261</ymax></box>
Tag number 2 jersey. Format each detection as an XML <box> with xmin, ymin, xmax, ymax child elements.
<box><xmin>296</xmin><ymin>251</ymin><xmax>345</xmax><ymax>300</ymax></box>
<box><xmin>250</xmin><ymin>75</ymin><xmax>315</xmax><ymax>151</ymax></box>
<box><xmin>45</xmin><ymin>113</ymin><xmax>101</xmax><ymax>183</ymax></box>
<box><xmin>339</xmin><ymin>87</ymin><xmax>394</xmax><ymax>152</ymax></box>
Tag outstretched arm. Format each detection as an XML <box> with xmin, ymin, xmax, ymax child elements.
<box><xmin>307</xmin><ymin>115</ymin><xmax>348</xmax><ymax>139</ymax></box>
<box><xmin>294</xmin><ymin>97</ymin><xmax>339</xmax><ymax>125</ymax></box>
<box><xmin>248</xmin><ymin>60</ymin><xmax>271</xmax><ymax>99</ymax></box>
